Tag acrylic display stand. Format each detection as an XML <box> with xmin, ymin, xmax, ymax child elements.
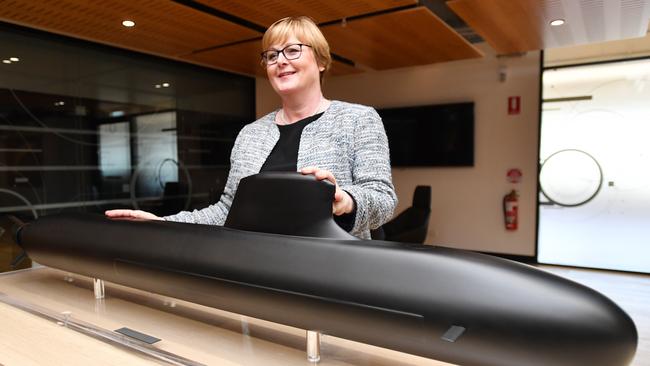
<box><xmin>0</xmin><ymin>267</ymin><xmax>452</xmax><ymax>366</ymax></box>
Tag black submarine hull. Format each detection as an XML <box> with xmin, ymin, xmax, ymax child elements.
<box><xmin>16</xmin><ymin>213</ymin><xmax>637</xmax><ymax>366</ymax></box>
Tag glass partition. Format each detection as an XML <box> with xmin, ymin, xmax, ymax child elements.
<box><xmin>0</xmin><ymin>23</ymin><xmax>255</xmax><ymax>272</ymax></box>
<box><xmin>539</xmin><ymin>58</ymin><xmax>650</xmax><ymax>273</ymax></box>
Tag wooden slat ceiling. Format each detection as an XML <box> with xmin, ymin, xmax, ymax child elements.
<box><xmin>0</xmin><ymin>0</ymin><xmax>260</xmax><ymax>59</ymax></box>
<box><xmin>185</xmin><ymin>40</ymin><xmax>265</xmax><ymax>77</ymax></box>
<box><xmin>183</xmin><ymin>40</ymin><xmax>362</xmax><ymax>77</ymax></box>
<box><xmin>195</xmin><ymin>0</ymin><xmax>417</xmax><ymax>27</ymax></box>
<box><xmin>0</xmin><ymin>0</ymin><xmax>487</xmax><ymax>76</ymax></box>
<box><xmin>321</xmin><ymin>7</ymin><xmax>483</xmax><ymax>70</ymax></box>
<box><xmin>328</xmin><ymin>59</ymin><xmax>365</xmax><ymax>77</ymax></box>
<box><xmin>447</xmin><ymin>0</ymin><xmax>650</xmax><ymax>55</ymax></box>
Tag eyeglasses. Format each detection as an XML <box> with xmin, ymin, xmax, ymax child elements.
<box><xmin>261</xmin><ymin>44</ymin><xmax>312</xmax><ymax>66</ymax></box>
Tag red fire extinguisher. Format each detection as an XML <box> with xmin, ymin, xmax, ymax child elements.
<box><xmin>503</xmin><ymin>189</ymin><xmax>518</xmax><ymax>231</ymax></box>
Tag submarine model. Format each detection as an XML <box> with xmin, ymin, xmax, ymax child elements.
<box><xmin>15</xmin><ymin>172</ymin><xmax>638</xmax><ymax>366</ymax></box>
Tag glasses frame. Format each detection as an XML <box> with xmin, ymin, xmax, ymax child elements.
<box><xmin>261</xmin><ymin>43</ymin><xmax>312</xmax><ymax>67</ymax></box>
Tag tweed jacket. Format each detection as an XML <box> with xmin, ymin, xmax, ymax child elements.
<box><xmin>164</xmin><ymin>100</ymin><xmax>397</xmax><ymax>239</ymax></box>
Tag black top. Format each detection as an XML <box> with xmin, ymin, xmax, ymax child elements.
<box><xmin>260</xmin><ymin>112</ymin><xmax>356</xmax><ymax>232</ymax></box>
<box><xmin>260</xmin><ymin>112</ymin><xmax>323</xmax><ymax>172</ymax></box>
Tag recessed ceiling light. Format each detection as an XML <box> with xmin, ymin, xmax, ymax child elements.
<box><xmin>54</xmin><ymin>101</ymin><xmax>65</xmax><ymax>106</ymax></box>
<box><xmin>550</xmin><ymin>19</ymin><xmax>565</xmax><ymax>26</ymax></box>
<box><xmin>2</xmin><ymin>59</ymin><xmax>11</xmax><ymax>64</ymax></box>
<box><xmin>155</xmin><ymin>84</ymin><xmax>162</xmax><ymax>88</ymax></box>
<box><xmin>9</xmin><ymin>57</ymin><xmax>19</xmax><ymax>62</ymax></box>
<box><xmin>122</xmin><ymin>20</ymin><xmax>136</xmax><ymax>27</ymax></box>
<box><xmin>162</xmin><ymin>82</ymin><xmax>170</xmax><ymax>88</ymax></box>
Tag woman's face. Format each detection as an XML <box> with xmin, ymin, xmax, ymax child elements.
<box><xmin>265</xmin><ymin>36</ymin><xmax>323</xmax><ymax>98</ymax></box>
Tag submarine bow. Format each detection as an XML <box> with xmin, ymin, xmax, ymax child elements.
<box><xmin>16</xmin><ymin>173</ymin><xmax>638</xmax><ymax>366</ymax></box>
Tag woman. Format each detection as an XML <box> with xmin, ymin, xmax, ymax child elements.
<box><xmin>106</xmin><ymin>16</ymin><xmax>396</xmax><ymax>239</ymax></box>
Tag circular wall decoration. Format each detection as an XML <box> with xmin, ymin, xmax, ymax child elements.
<box><xmin>540</xmin><ymin>149</ymin><xmax>603</xmax><ymax>207</ymax></box>
<box><xmin>130</xmin><ymin>158</ymin><xmax>192</xmax><ymax>211</ymax></box>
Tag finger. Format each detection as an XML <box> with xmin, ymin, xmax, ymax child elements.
<box><xmin>135</xmin><ymin>210</ymin><xmax>156</xmax><ymax>219</ymax></box>
<box><xmin>318</xmin><ymin>170</ymin><xmax>337</xmax><ymax>185</ymax></box>
<box><xmin>315</xmin><ymin>170</ymin><xmax>329</xmax><ymax>180</ymax></box>
<box><xmin>105</xmin><ymin>209</ymin><xmax>132</xmax><ymax>217</ymax></box>
<box><xmin>332</xmin><ymin>202</ymin><xmax>344</xmax><ymax>216</ymax></box>
<box><xmin>334</xmin><ymin>188</ymin><xmax>344</xmax><ymax>202</ymax></box>
<box><xmin>300</xmin><ymin>166</ymin><xmax>317</xmax><ymax>174</ymax></box>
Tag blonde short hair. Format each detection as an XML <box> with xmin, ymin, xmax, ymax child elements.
<box><xmin>262</xmin><ymin>16</ymin><xmax>332</xmax><ymax>82</ymax></box>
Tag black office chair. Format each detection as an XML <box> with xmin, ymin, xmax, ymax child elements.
<box><xmin>159</xmin><ymin>182</ymin><xmax>189</xmax><ymax>216</ymax></box>
<box><xmin>1</xmin><ymin>215</ymin><xmax>31</xmax><ymax>270</ymax></box>
<box><xmin>372</xmin><ymin>185</ymin><xmax>431</xmax><ymax>243</ymax></box>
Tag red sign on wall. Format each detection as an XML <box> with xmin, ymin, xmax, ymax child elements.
<box><xmin>507</xmin><ymin>168</ymin><xmax>523</xmax><ymax>183</ymax></box>
<box><xmin>508</xmin><ymin>96</ymin><xmax>521</xmax><ymax>115</ymax></box>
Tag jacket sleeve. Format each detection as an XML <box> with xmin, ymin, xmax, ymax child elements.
<box><xmin>163</xmin><ymin>128</ymin><xmax>246</xmax><ymax>225</ymax></box>
<box><xmin>342</xmin><ymin>108</ymin><xmax>397</xmax><ymax>236</ymax></box>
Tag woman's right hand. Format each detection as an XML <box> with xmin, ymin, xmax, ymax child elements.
<box><xmin>104</xmin><ymin>209</ymin><xmax>163</xmax><ymax>221</ymax></box>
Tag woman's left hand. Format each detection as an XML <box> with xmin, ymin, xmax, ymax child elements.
<box><xmin>300</xmin><ymin>167</ymin><xmax>355</xmax><ymax>215</ymax></box>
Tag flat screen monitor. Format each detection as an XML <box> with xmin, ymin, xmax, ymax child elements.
<box><xmin>378</xmin><ymin>102</ymin><xmax>474</xmax><ymax>167</ymax></box>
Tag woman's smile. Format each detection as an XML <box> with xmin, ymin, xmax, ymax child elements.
<box><xmin>278</xmin><ymin>70</ymin><xmax>296</xmax><ymax>78</ymax></box>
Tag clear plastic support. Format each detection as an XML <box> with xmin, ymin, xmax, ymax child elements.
<box><xmin>93</xmin><ymin>278</ymin><xmax>105</xmax><ymax>299</ymax></box>
<box><xmin>0</xmin><ymin>291</ymin><xmax>205</xmax><ymax>366</ymax></box>
<box><xmin>306</xmin><ymin>330</ymin><xmax>321</xmax><ymax>363</ymax></box>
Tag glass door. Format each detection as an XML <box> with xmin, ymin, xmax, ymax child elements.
<box><xmin>539</xmin><ymin>58</ymin><xmax>650</xmax><ymax>273</ymax></box>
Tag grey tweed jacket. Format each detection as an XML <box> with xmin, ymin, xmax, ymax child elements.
<box><xmin>164</xmin><ymin>100</ymin><xmax>397</xmax><ymax>239</ymax></box>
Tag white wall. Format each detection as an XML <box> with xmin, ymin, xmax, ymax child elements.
<box><xmin>256</xmin><ymin>44</ymin><xmax>541</xmax><ymax>256</ymax></box>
